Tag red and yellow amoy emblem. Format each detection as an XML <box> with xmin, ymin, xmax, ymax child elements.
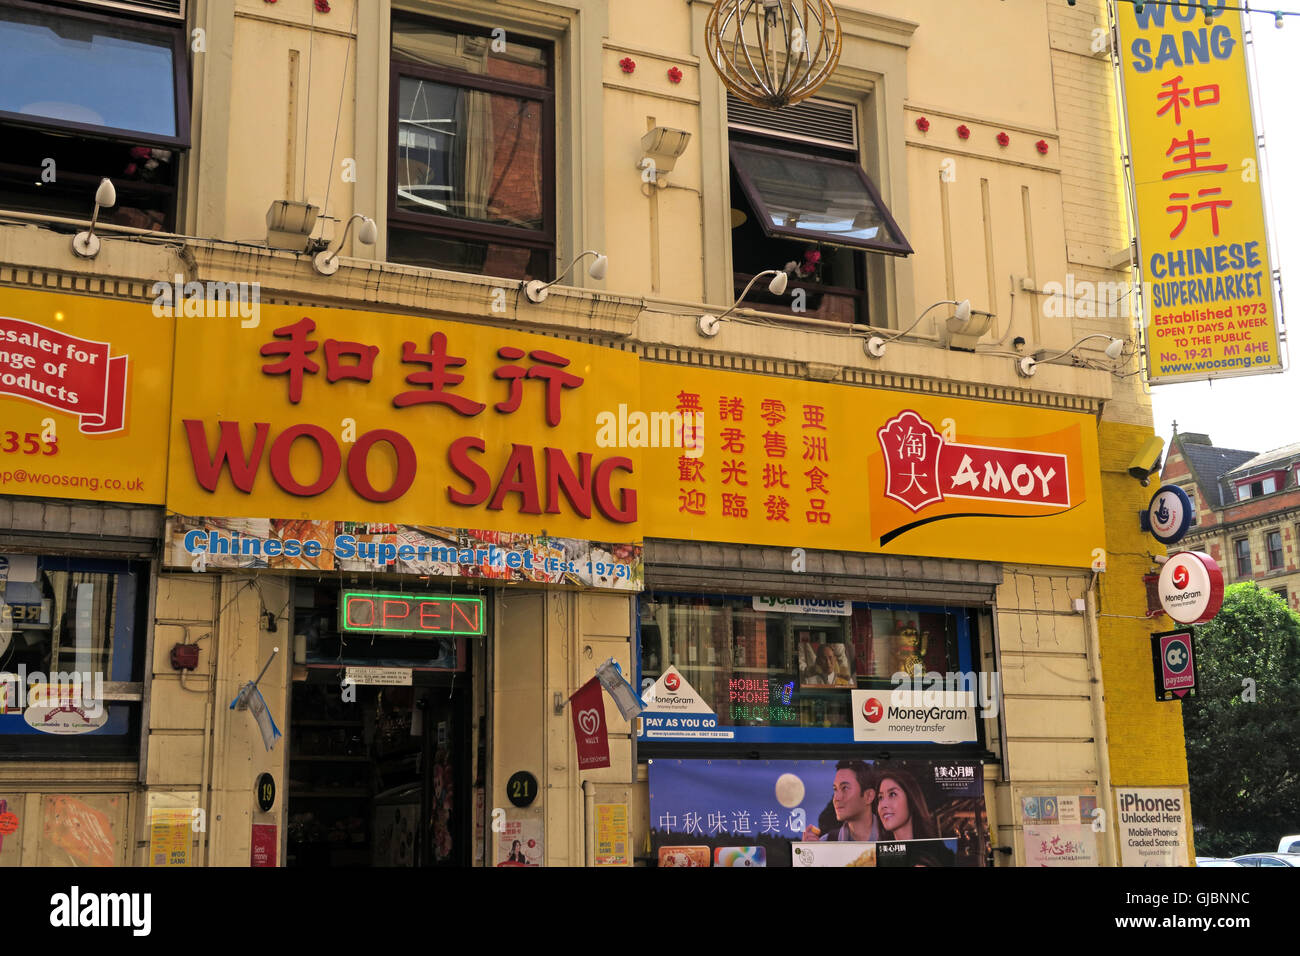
<box><xmin>872</xmin><ymin>410</ymin><xmax>1086</xmax><ymax>547</ymax></box>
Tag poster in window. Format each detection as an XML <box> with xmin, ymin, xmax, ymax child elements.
<box><xmin>797</xmin><ymin>639</ymin><xmax>853</xmax><ymax>687</ymax></box>
<box><xmin>649</xmin><ymin>758</ymin><xmax>987</xmax><ymax>867</ymax></box>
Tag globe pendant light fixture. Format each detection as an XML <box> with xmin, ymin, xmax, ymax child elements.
<box><xmin>705</xmin><ymin>0</ymin><xmax>842</xmax><ymax>109</ymax></box>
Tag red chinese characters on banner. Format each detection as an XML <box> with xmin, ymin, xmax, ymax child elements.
<box><xmin>1155</xmin><ymin>74</ymin><xmax>1231</xmax><ymax>239</ymax></box>
<box><xmin>801</xmin><ymin>403</ymin><xmax>830</xmax><ymax>524</ymax></box>
<box><xmin>259</xmin><ymin>321</ymin><xmax>586</xmax><ymax>426</ymax></box>
<box><xmin>718</xmin><ymin>398</ymin><xmax>747</xmax><ymax>519</ymax></box>
<box><xmin>183</xmin><ymin>320</ymin><xmax>638</xmax><ymax>524</ymax></box>
<box><xmin>878</xmin><ymin>410</ymin><xmax>1070</xmax><ymax>514</ymax></box>
<box><xmin>676</xmin><ymin>390</ymin><xmax>706</xmax><ymax>516</ymax></box>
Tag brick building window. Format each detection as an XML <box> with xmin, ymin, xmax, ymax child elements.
<box><xmin>726</xmin><ymin>95</ymin><xmax>911</xmax><ymax>326</ymax></box>
<box><xmin>1266</xmin><ymin>530</ymin><xmax>1283</xmax><ymax>570</ymax></box>
<box><xmin>1234</xmin><ymin>537</ymin><xmax>1251</xmax><ymax>577</ymax></box>
<box><xmin>1274</xmin><ymin>587</ymin><xmax>1288</xmax><ymax>604</ymax></box>
<box><xmin>388</xmin><ymin>17</ymin><xmax>554</xmax><ymax>281</ymax></box>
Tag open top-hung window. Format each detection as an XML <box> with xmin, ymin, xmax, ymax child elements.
<box><xmin>389</xmin><ymin>17</ymin><xmax>555</xmax><ymax>281</ymax></box>
<box><xmin>0</xmin><ymin>0</ymin><xmax>189</xmax><ymax>230</ymax></box>
<box><xmin>728</xmin><ymin>95</ymin><xmax>910</xmax><ymax>325</ymax></box>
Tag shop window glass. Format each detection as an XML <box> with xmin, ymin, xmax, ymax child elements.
<box><xmin>0</xmin><ymin>554</ymin><xmax>145</xmax><ymax>758</ymax></box>
<box><xmin>637</xmin><ymin>594</ymin><xmax>978</xmax><ymax>745</ymax></box>
<box><xmin>389</xmin><ymin>18</ymin><xmax>554</xmax><ymax>281</ymax></box>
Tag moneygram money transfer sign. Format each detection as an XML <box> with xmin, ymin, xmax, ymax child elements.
<box><xmin>1157</xmin><ymin>551</ymin><xmax>1224</xmax><ymax>624</ymax></box>
<box><xmin>1116</xmin><ymin>3</ymin><xmax>1285</xmax><ymax>384</ymax></box>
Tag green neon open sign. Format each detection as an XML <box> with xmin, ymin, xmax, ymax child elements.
<box><xmin>339</xmin><ymin>591</ymin><xmax>486</xmax><ymax>636</ymax></box>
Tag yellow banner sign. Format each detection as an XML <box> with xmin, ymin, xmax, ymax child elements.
<box><xmin>640</xmin><ymin>363</ymin><xmax>1103</xmax><ymax>568</ymax></box>
<box><xmin>0</xmin><ymin>288</ymin><xmax>172</xmax><ymax>503</ymax></box>
<box><xmin>167</xmin><ymin>303</ymin><xmax>1104</xmax><ymax>568</ymax></box>
<box><xmin>1116</xmin><ymin>2</ymin><xmax>1283</xmax><ymax>383</ymax></box>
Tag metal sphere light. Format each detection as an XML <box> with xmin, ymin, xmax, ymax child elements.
<box><xmin>705</xmin><ymin>0</ymin><xmax>843</xmax><ymax>110</ymax></box>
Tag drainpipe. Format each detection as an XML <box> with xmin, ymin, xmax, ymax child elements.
<box><xmin>1084</xmin><ymin>574</ymin><xmax>1117</xmax><ymax>866</ymax></box>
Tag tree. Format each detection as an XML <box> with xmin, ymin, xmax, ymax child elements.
<box><xmin>1182</xmin><ymin>582</ymin><xmax>1300</xmax><ymax>857</ymax></box>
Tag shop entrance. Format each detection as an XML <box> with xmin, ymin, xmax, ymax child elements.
<box><xmin>286</xmin><ymin>582</ymin><xmax>479</xmax><ymax>868</ymax></box>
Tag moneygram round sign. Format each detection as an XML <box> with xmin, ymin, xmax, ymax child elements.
<box><xmin>1157</xmin><ymin>551</ymin><xmax>1224</xmax><ymax>625</ymax></box>
<box><xmin>1146</xmin><ymin>484</ymin><xmax>1193</xmax><ymax>546</ymax></box>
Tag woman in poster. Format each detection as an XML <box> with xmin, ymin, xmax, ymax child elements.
<box><xmin>875</xmin><ymin>768</ymin><xmax>938</xmax><ymax>840</ymax></box>
<box><xmin>875</xmin><ymin>769</ymin><xmax>956</xmax><ymax>866</ymax></box>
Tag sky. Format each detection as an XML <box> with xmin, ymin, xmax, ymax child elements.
<box><xmin>1146</xmin><ymin>3</ymin><xmax>1300</xmax><ymax>455</ymax></box>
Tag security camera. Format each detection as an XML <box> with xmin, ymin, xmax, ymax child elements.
<box><xmin>1128</xmin><ymin>435</ymin><xmax>1165</xmax><ymax>485</ymax></box>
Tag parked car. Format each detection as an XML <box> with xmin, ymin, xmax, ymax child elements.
<box><xmin>1278</xmin><ymin>835</ymin><xmax>1300</xmax><ymax>855</ymax></box>
<box><xmin>1232</xmin><ymin>853</ymin><xmax>1300</xmax><ymax>867</ymax></box>
<box><xmin>1196</xmin><ymin>857</ymin><xmax>1243</xmax><ymax>867</ymax></box>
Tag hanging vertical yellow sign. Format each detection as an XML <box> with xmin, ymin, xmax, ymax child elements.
<box><xmin>1115</xmin><ymin>1</ymin><xmax>1284</xmax><ymax>383</ymax></box>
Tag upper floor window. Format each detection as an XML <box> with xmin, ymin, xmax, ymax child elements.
<box><xmin>1266</xmin><ymin>530</ymin><xmax>1283</xmax><ymax>570</ymax></box>
<box><xmin>1234</xmin><ymin>537</ymin><xmax>1251</xmax><ymax>577</ymax></box>
<box><xmin>388</xmin><ymin>17</ymin><xmax>554</xmax><ymax>281</ymax></box>
<box><xmin>0</xmin><ymin>0</ymin><xmax>189</xmax><ymax>230</ymax></box>
<box><xmin>727</xmin><ymin>95</ymin><xmax>910</xmax><ymax>326</ymax></box>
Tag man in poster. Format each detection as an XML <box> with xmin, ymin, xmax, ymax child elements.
<box><xmin>801</xmin><ymin>760</ymin><xmax>882</xmax><ymax>842</ymax></box>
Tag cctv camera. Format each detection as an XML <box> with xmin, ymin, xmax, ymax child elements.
<box><xmin>1128</xmin><ymin>435</ymin><xmax>1165</xmax><ymax>485</ymax></box>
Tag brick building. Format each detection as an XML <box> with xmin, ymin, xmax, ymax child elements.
<box><xmin>1161</xmin><ymin>431</ymin><xmax>1300</xmax><ymax>612</ymax></box>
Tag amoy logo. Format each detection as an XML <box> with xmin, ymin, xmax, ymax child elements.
<box><xmin>578</xmin><ymin>708</ymin><xmax>601</xmax><ymax>736</ymax></box>
<box><xmin>862</xmin><ymin>697</ymin><xmax>884</xmax><ymax>723</ymax></box>
<box><xmin>663</xmin><ymin>673</ymin><xmax>681</xmax><ymax>692</ymax></box>
<box><xmin>1171</xmin><ymin>564</ymin><xmax>1190</xmax><ymax>590</ymax></box>
<box><xmin>876</xmin><ymin>410</ymin><xmax>1071</xmax><ymax>544</ymax></box>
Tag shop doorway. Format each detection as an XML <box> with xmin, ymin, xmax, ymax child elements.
<box><xmin>286</xmin><ymin>581</ymin><xmax>481</xmax><ymax>868</ymax></box>
<box><xmin>286</xmin><ymin>679</ymin><xmax>470</xmax><ymax>867</ymax></box>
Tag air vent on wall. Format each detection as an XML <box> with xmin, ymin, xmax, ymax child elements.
<box><xmin>68</xmin><ymin>0</ymin><xmax>185</xmax><ymax>20</ymax></box>
<box><xmin>726</xmin><ymin>94</ymin><xmax>857</xmax><ymax>151</ymax></box>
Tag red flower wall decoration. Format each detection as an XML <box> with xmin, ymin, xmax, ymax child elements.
<box><xmin>1036</xmin><ymin>139</ymin><xmax>1050</xmax><ymax>155</ymax></box>
<box><xmin>956</xmin><ymin>124</ymin><xmax>970</xmax><ymax>140</ymax></box>
<box><xmin>314</xmin><ymin>0</ymin><xmax>330</xmax><ymax>11</ymax></box>
<box><xmin>619</xmin><ymin>57</ymin><xmax>636</xmax><ymax>74</ymax></box>
<box><xmin>667</xmin><ymin>67</ymin><xmax>683</xmax><ymax>84</ymax></box>
<box><xmin>996</xmin><ymin>132</ymin><xmax>1010</xmax><ymax>147</ymax></box>
<box><xmin>915</xmin><ymin>116</ymin><xmax>930</xmax><ymax>132</ymax></box>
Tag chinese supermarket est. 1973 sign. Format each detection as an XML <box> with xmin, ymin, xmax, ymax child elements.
<box><xmin>1115</xmin><ymin>3</ymin><xmax>1284</xmax><ymax>384</ymax></box>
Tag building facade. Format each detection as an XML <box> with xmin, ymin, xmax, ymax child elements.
<box><xmin>1161</xmin><ymin>432</ymin><xmax>1300</xmax><ymax>613</ymax></box>
<box><xmin>0</xmin><ymin>0</ymin><xmax>1191</xmax><ymax>868</ymax></box>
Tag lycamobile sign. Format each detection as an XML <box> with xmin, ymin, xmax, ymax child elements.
<box><xmin>752</xmin><ymin>596</ymin><xmax>850</xmax><ymax>616</ymax></box>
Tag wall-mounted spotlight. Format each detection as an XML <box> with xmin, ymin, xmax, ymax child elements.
<box><xmin>697</xmin><ymin>269</ymin><xmax>788</xmax><ymax>337</ymax></box>
<box><xmin>312</xmin><ymin>214</ymin><xmax>378</xmax><ymax>275</ymax></box>
<box><xmin>639</xmin><ymin>126</ymin><xmax>691</xmax><ymax>186</ymax></box>
<box><xmin>1015</xmin><ymin>333</ymin><xmax>1125</xmax><ymax>377</ymax></box>
<box><xmin>523</xmin><ymin>250</ymin><xmax>607</xmax><ymax>304</ymax></box>
<box><xmin>71</xmin><ymin>178</ymin><xmax>117</xmax><ymax>259</ymax></box>
<box><xmin>865</xmin><ymin>299</ymin><xmax>970</xmax><ymax>358</ymax></box>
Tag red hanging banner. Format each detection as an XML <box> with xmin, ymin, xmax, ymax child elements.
<box><xmin>569</xmin><ymin>676</ymin><xmax>610</xmax><ymax>770</ymax></box>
